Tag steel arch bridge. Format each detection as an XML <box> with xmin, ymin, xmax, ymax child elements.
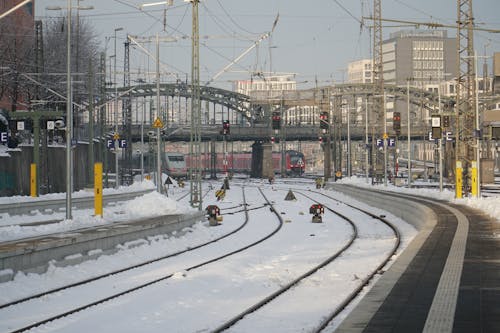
<box><xmin>114</xmin><ymin>82</ymin><xmax>454</xmax><ymax>126</ymax></box>
<box><xmin>115</xmin><ymin>83</ymin><xmax>253</xmax><ymax>122</ymax></box>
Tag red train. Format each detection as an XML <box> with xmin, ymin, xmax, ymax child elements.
<box><xmin>186</xmin><ymin>150</ymin><xmax>305</xmax><ymax>176</ymax></box>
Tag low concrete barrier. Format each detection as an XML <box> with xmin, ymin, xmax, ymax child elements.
<box><xmin>0</xmin><ymin>211</ymin><xmax>204</xmax><ymax>281</ymax></box>
<box><xmin>329</xmin><ymin>183</ymin><xmax>436</xmax><ymax>231</ymax></box>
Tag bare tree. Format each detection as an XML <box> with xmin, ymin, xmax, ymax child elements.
<box><xmin>0</xmin><ymin>14</ymin><xmax>35</xmax><ymax>112</ymax></box>
<box><xmin>0</xmin><ymin>13</ymin><xmax>101</xmax><ymax>114</ymax></box>
<box><xmin>42</xmin><ymin>16</ymin><xmax>101</xmax><ymax>107</ymax></box>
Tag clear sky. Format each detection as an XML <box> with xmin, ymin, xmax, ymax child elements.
<box><xmin>34</xmin><ymin>0</ymin><xmax>500</xmax><ymax>90</ymax></box>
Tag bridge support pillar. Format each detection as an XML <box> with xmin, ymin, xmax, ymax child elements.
<box><xmin>251</xmin><ymin>141</ymin><xmax>273</xmax><ymax>179</ymax></box>
<box><xmin>262</xmin><ymin>142</ymin><xmax>274</xmax><ymax>179</ymax></box>
<box><xmin>251</xmin><ymin>142</ymin><xmax>263</xmax><ymax>178</ymax></box>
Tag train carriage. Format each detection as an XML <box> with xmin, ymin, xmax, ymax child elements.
<box><xmin>163</xmin><ymin>152</ymin><xmax>188</xmax><ymax>179</ymax></box>
<box><xmin>186</xmin><ymin>149</ymin><xmax>305</xmax><ymax>176</ymax></box>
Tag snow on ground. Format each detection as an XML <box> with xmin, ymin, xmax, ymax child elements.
<box><xmin>0</xmin><ymin>176</ymin><xmax>498</xmax><ymax>332</ymax></box>
<box><xmin>0</xmin><ymin>178</ymin><xmax>194</xmax><ymax>242</ymax></box>
<box><xmin>0</xmin><ymin>181</ymin><xmax>416</xmax><ymax>333</ymax></box>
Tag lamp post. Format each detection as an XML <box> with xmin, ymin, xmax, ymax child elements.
<box><xmin>113</xmin><ymin>27</ymin><xmax>123</xmax><ymax>188</ymax></box>
<box><xmin>156</xmin><ymin>32</ymin><xmax>162</xmax><ymax>193</ymax></box>
<box><xmin>342</xmin><ymin>103</ymin><xmax>352</xmax><ymax>178</ymax></box>
<box><xmin>383</xmin><ymin>92</ymin><xmax>388</xmax><ymax>186</ymax></box>
<box><xmin>365</xmin><ymin>97</ymin><xmax>369</xmax><ymax>183</ymax></box>
<box><xmin>65</xmin><ymin>1</ymin><xmax>73</xmax><ymax>219</ymax></box>
<box><xmin>438</xmin><ymin>82</ymin><xmax>443</xmax><ymax>192</ymax></box>
<box><xmin>47</xmin><ymin>0</ymin><xmax>93</xmax><ymax>220</ymax></box>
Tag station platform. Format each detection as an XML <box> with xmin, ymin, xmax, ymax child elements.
<box><xmin>0</xmin><ymin>211</ymin><xmax>204</xmax><ymax>281</ymax></box>
<box><xmin>331</xmin><ymin>184</ymin><xmax>499</xmax><ymax>333</ymax></box>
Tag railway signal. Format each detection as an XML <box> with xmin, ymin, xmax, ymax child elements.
<box><xmin>206</xmin><ymin>205</ymin><xmax>222</xmax><ymax>226</ymax></box>
<box><xmin>431</xmin><ymin>115</ymin><xmax>442</xmax><ymax>139</ymax></box>
<box><xmin>393</xmin><ymin>111</ymin><xmax>401</xmax><ymax>135</ymax></box>
<box><xmin>271</xmin><ymin>111</ymin><xmax>281</xmax><ymax>130</ymax></box>
<box><xmin>222</xmin><ymin>120</ymin><xmax>230</xmax><ymax>135</ymax></box>
<box><xmin>319</xmin><ymin>111</ymin><xmax>329</xmax><ymax>130</ymax></box>
<box><xmin>310</xmin><ymin>204</ymin><xmax>324</xmax><ymax>223</ymax></box>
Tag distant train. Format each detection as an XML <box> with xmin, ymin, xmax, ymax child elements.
<box><xmin>130</xmin><ymin>152</ymin><xmax>187</xmax><ymax>179</ymax></box>
<box><xmin>163</xmin><ymin>152</ymin><xmax>188</xmax><ymax>179</ymax></box>
<box><xmin>132</xmin><ymin>150</ymin><xmax>305</xmax><ymax>178</ymax></box>
<box><xmin>186</xmin><ymin>149</ymin><xmax>305</xmax><ymax>176</ymax></box>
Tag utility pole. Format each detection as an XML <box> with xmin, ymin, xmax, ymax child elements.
<box><xmin>189</xmin><ymin>0</ymin><xmax>202</xmax><ymax>210</ymax></box>
<box><xmin>88</xmin><ymin>57</ymin><xmax>94</xmax><ymax>187</ymax></box>
<box><xmin>99</xmin><ymin>52</ymin><xmax>108</xmax><ymax>186</ymax></box>
<box><xmin>113</xmin><ymin>27</ymin><xmax>123</xmax><ymax>188</ymax></box>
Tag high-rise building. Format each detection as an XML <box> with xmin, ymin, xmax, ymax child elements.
<box><xmin>382</xmin><ymin>30</ymin><xmax>457</xmax><ymax>88</ymax></box>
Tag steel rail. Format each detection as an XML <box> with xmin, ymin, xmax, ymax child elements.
<box><xmin>212</xmin><ymin>189</ymin><xmax>360</xmax><ymax>332</ymax></box>
<box><xmin>3</xmin><ymin>186</ymin><xmax>283</xmax><ymax>333</ymax></box>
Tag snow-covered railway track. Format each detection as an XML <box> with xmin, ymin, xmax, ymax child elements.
<box><xmin>305</xmin><ymin>189</ymin><xmax>401</xmax><ymax>332</ymax></box>
<box><xmin>213</xmin><ymin>188</ymin><xmax>401</xmax><ymax>332</ymax></box>
<box><xmin>0</xmin><ymin>186</ymin><xmax>284</xmax><ymax>333</ymax></box>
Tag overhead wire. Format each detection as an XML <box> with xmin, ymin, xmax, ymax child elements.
<box><xmin>215</xmin><ymin>0</ymin><xmax>261</xmax><ymax>36</ymax></box>
<box><xmin>331</xmin><ymin>0</ymin><xmax>363</xmax><ymax>26</ymax></box>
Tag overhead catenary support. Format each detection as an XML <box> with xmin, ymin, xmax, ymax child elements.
<box><xmin>455</xmin><ymin>0</ymin><xmax>476</xmax><ymax>198</ymax></box>
<box><xmin>122</xmin><ymin>37</ymin><xmax>133</xmax><ymax>186</ymax></box>
<box><xmin>188</xmin><ymin>0</ymin><xmax>202</xmax><ymax>210</ymax></box>
<box><xmin>372</xmin><ymin>0</ymin><xmax>385</xmax><ymax>185</ymax></box>
<box><xmin>205</xmin><ymin>32</ymin><xmax>269</xmax><ymax>86</ymax></box>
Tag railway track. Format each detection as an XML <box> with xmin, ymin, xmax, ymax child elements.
<box><xmin>2</xmin><ymin>180</ymin><xmax>475</xmax><ymax>332</ymax></box>
<box><xmin>212</xmin><ymin>187</ymin><xmax>401</xmax><ymax>332</ymax></box>
<box><xmin>0</xmin><ymin>186</ymin><xmax>283</xmax><ymax>333</ymax></box>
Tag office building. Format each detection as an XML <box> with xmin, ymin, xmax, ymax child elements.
<box><xmin>382</xmin><ymin>30</ymin><xmax>457</xmax><ymax>88</ymax></box>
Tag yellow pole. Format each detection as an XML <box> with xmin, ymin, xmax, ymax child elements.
<box><xmin>94</xmin><ymin>162</ymin><xmax>103</xmax><ymax>216</ymax></box>
<box><xmin>471</xmin><ymin>161</ymin><xmax>478</xmax><ymax>198</ymax></box>
<box><xmin>30</xmin><ymin>163</ymin><xmax>37</xmax><ymax>197</ymax></box>
<box><xmin>455</xmin><ymin>161</ymin><xmax>463</xmax><ymax>199</ymax></box>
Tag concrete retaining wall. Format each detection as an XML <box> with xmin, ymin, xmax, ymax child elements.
<box><xmin>0</xmin><ymin>211</ymin><xmax>205</xmax><ymax>281</ymax></box>
<box><xmin>329</xmin><ymin>184</ymin><xmax>436</xmax><ymax>231</ymax></box>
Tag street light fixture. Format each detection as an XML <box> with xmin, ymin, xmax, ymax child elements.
<box><xmin>139</xmin><ymin>0</ymin><xmax>173</xmax><ymax>9</ymax></box>
<box><xmin>47</xmin><ymin>0</ymin><xmax>93</xmax><ymax>220</ymax></box>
